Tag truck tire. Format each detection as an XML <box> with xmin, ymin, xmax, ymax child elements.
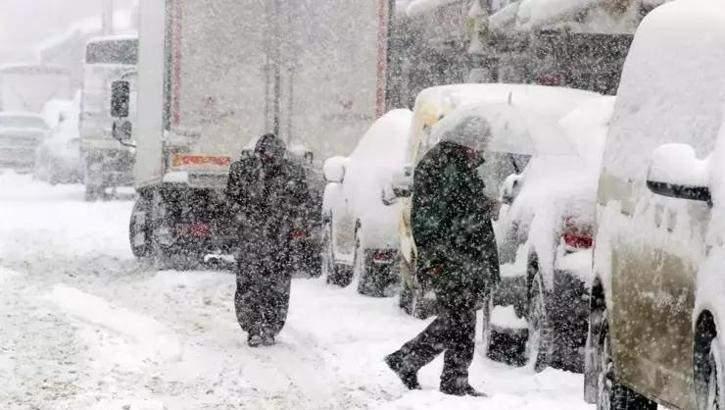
<box><xmin>84</xmin><ymin>158</ymin><xmax>104</xmax><ymax>201</ymax></box>
<box><xmin>129</xmin><ymin>196</ymin><xmax>152</xmax><ymax>258</ymax></box>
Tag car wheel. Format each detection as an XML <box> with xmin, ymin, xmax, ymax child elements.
<box><xmin>696</xmin><ymin>335</ymin><xmax>723</xmax><ymax>410</ymax></box>
<box><xmin>321</xmin><ymin>219</ymin><xmax>334</xmax><ymax>279</ymax></box>
<box><xmin>596</xmin><ymin>318</ymin><xmax>657</xmax><ymax>410</ymax></box>
<box><xmin>481</xmin><ymin>290</ymin><xmax>494</xmax><ymax>359</ymax></box>
<box><xmin>525</xmin><ymin>269</ymin><xmax>553</xmax><ymax>372</ymax></box>
<box><xmin>322</xmin><ymin>218</ymin><xmax>353</xmax><ymax>287</ymax></box>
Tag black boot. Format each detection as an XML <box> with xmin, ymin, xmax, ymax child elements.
<box><xmin>247</xmin><ymin>334</ymin><xmax>263</xmax><ymax>348</ymax></box>
<box><xmin>440</xmin><ymin>380</ymin><xmax>486</xmax><ymax>397</ymax></box>
<box><xmin>384</xmin><ymin>352</ymin><xmax>421</xmax><ymax>390</ymax></box>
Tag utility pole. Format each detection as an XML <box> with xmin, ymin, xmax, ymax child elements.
<box><xmin>271</xmin><ymin>0</ymin><xmax>282</xmax><ymax>138</ymax></box>
<box><xmin>102</xmin><ymin>0</ymin><xmax>115</xmax><ymax>35</ymax></box>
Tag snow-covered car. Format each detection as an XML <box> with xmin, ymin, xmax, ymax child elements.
<box><xmin>321</xmin><ymin>109</ymin><xmax>413</xmax><ymax>296</ymax></box>
<box><xmin>0</xmin><ymin>111</ymin><xmax>49</xmax><ymax>172</ymax></box>
<box><xmin>34</xmin><ymin>95</ymin><xmax>83</xmax><ymax>184</ymax></box>
<box><xmin>584</xmin><ymin>2</ymin><xmax>725</xmax><ymax>409</ymax></box>
<box><xmin>484</xmin><ymin>96</ymin><xmax>614</xmax><ymax>373</ymax></box>
<box><xmin>385</xmin><ymin>83</ymin><xmax>603</xmax><ymax>318</ymax></box>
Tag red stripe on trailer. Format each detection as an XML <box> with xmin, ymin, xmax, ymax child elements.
<box><xmin>375</xmin><ymin>0</ymin><xmax>389</xmax><ymax>119</ymax></box>
<box><xmin>171</xmin><ymin>0</ymin><xmax>183</xmax><ymax>127</ymax></box>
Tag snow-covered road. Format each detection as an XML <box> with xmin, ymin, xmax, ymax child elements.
<box><xmin>0</xmin><ymin>171</ymin><xmax>592</xmax><ymax>409</ymax></box>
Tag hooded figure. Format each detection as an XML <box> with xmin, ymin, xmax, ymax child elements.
<box><xmin>226</xmin><ymin>133</ymin><xmax>311</xmax><ymax>347</ymax></box>
<box><xmin>385</xmin><ymin>140</ymin><xmax>500</xmax><ymax>396</ymax></box>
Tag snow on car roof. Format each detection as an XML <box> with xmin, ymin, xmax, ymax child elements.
<box><xmin>490</xmin><ymin>0</ymin><xmax>646</xmax><ymax>33</ymax></box>
<box><xmin>606</xmin><ymin>0</ymin><xmax>725</xmax><ymax>179</ymax></box>
<box><xmin>406</xmin><ymin>0</ymin><xmax>463</xmax><ymax>17</ymax></box>
<box><xmin>414</xmin><ymin>83</ymin><xmax>601</xmax><ymax>122</ymax></box>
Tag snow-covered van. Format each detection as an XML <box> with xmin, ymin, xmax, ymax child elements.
<box><xmin>584</xmin><ymin>1</ymin><xmax>725</xmax><ymax>409</ymax></box>
<box><xmin>0</xmin><ymin>64</ymin><xmax>72</xmax><ymax>113</ymax></box>
<box><xmin>117</xmin><ymin>0</ymin><xmax>393</xmax><ymax>267</ymax></box>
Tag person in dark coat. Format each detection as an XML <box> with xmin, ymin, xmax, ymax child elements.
<box><xmin>226</xmin><ymin>133</ymin><xmax>311</xmax><ymax>347</ymax></box>
<box><xmin>385</xmin><ymin>140</ymin><xmax>500</xmax><ymax>396</ymax></box>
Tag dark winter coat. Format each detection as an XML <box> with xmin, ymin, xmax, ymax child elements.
<box><xmin>226</xmin><ymin>136</ymin><xmax>311</xmax><ymax>262</ymax></box>
<box><xmin>411</xmin><ymin>141</ymin><xmax>500</xmax><ymax>302</ymax></box>
<box><xmin>226</xmin><ymin>134</ymin><xmax>311</xmax><ymax>337</ymax></box>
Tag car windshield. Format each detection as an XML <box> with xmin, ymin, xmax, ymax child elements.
<box><xmin>0</xmin><ymin>115</ymin><xmax>48</xmax><ymax>129</ymax></box>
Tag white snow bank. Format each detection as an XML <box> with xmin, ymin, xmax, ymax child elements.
<box><xmin>491</xmin><ymin>305</ymin><xmax>527</xmax><ymax>329</ymax></box>
<box><xmin>45</xmin><ymin>284</ymin><xmax>183</xmax><ymax>364</ymax></box>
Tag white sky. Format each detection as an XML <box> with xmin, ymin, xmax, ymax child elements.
<box><xmin>0</xmin><ymin>0</ymin><xmax>134</xmax><ymax>51</ymax></box>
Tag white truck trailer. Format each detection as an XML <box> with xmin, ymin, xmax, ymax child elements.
<box><xmin>0</xmin><ymin>64</ymin><xmax>72</xmax><ymax>113</ymax></box>
<box><xmin>113</xmin><ymin>0</ymin><xmax>393</xmax><ymax>266</ymax></box>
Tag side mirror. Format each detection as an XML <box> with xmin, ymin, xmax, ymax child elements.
<box><xmin>112</xmin><ymin>119</ymin><xmax>135</xmax><ymax>147</ymax></box>
<box><xmin>323</xmin><ymin>156</ymin><xmax>346</xmax><ymax>183</ymax></box>
<box><xmin>646</xmin><ymin>143</ymin><xmax>710</xmax><ymax>203</ymax></box>
<box><xmin>110</xmin><ymin>80</ymin><xmax>130</xmax><ymax>118</ymax></box>
<box><xmin>500</xmin><ymin>174</ymin><xmax>523</xmax><ymax>205</ymax></box>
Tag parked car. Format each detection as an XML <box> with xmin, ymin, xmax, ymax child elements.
<box><xmin>0</xmin><ymin>111</ymin><xmax>49</xmax><ymax>172</ymax></box>
<box><xmin>583</xmin><ymin>2</ymin><xmax>725</xmax><ymax>409</ymax></box>
<box><xmin>321</xmin><ymin>109</ymin><xmax>413</xmax><ymax>296</ymax></box>
<box><xmin>385</xmin><ymin>83</ymin><xmax>603</xmax><ymax>318</ymax></box>
<box><xmin>483</xmin><ymin>96</ymin><xmax>614</xmax><ymax>373</ymax></box>
<box><xmin>34</xmin><ymin>94</ymin><xmax>83</xmax><ymax>184</ymax></box>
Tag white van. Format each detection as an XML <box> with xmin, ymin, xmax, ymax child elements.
<box><xmin>584</xmin><ymin>1</ymin><xmax>725</xmax><ymax>409</ymax></box>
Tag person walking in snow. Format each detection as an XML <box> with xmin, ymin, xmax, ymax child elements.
<box><xmin>384</xmin><ymin>136</ymin><xmax>500</xmax><ymax>396</ymax></box>
<box><xmin>226</xmin><ymin>133</ymin><xmax>311</xmax><ymax>347</ymax></box>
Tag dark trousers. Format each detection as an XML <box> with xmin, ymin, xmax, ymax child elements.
<box><xmin>395</xmin><ymin>295</ymin><xmax>477</xmax><ymax>388</ymax></box>
<box><xmin>234</xmin><ymin>250</ymin><xmax>291</xmax><ymax>338</ymax></box>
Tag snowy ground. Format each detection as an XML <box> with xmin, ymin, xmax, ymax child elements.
<box><xmin>0</xmin><ymin>171</ymin><xmax>592</xmax><ymax>409</ymax></box>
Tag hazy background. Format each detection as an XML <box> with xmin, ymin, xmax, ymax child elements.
<box><xmin>0</xmin><ymin>0</ymin><xmax>134</xmax><ymax>62</ymax></box>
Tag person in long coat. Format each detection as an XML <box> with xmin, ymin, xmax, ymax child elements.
<box><xmin>226</xmin><ymin>133</ymin><xmax>311</xmax><ymax>347</ymax></box>
<box><xmin>385</xmin><ymin>140</ymin><xmax>500</xmax><ymax>396</ymax></box>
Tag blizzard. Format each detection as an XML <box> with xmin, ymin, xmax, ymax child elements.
<box><xmin>0</xmin><ymin>171</ymin><xmax>589</xmax><ymax>409</ymax></box>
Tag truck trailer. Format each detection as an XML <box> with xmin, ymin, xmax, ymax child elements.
<box><xmin>114</xmin><ymin>0</ymin><xmax>394</xmax><ymax>267</ymax></box>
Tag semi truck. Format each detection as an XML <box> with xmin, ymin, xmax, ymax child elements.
<box><xmin>80</xmin><ymin>34</ymin><xmax>138</xmax><ymax>200</ymax></box>
<box><xmin>0</xmin><ymin>64</ymin><xmax>72</xmax><ymax>113</ymax></box>
<box><xmin>112</xmin><ymin>0</ymin><xmax>395</xmax><ymax>267</ymax></box>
